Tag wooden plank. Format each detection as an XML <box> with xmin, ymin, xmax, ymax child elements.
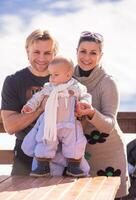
<box><xmin>118</xmin><ymin>119</ymin><xmax>136</xmax><ymax>133</ymax></box>
<box><xmin>75</xmin><ymin>176</ymin><xmax>120</xmax><ymax>200</ymax></box>
<box><xmin>0</xmin><ymin>176</ymin><xmax>32</xmax><ymax>199</ymax></box>
<box><xmin>3</xmin><ymin>176</ymin><xmax>59</xmax><ymax>200</ymax></box>
<box><xmin>58</xmin><ymin>177</ymin><xmax>92</xmax><ymax>200</ymax></box>
<box><xmin>94</xmin><ymin>177</ymin><xmax>120</xmax><ymax>200</ymax></box>
<box><xmin>0</xmin><ymin>176</ymin><xmax>120</xmax><ymax>200</ymax></box>
<box><xmin>36</xmin><ymin>176</ymin><xmax>77</xmax><ymax>200</ymax></box>
<box><xmin>0</xmin><ymin>150</ymin><xmax>14</xmax><ymax>164</ymax></box>
<box><xmin>0</xmin><ymin>175</ymin><xmax>10</xmax><ymax>183</ymax></box>
<box><xmin>39</xmin><ymin>176</ymin><xmax>81</xmax><ymax>200</ymax></box>
<box><xmin>20</xmin><ymin>176</ymin><xmax>64</xmax><ymax>200</ymax></box>
<box><xmin>117</xmin><ymin>112</ymin><xmax>136</xmax><ymax>133</ymax></box>
<box><xmin>76</xmin><ymin>176</ymin><xmax>107</xmax><ymax>200</ymax></box>
<box><xmin>0</xmin><ymin>176</ymin><xmax>28</xmax><ymax>193</ymax></box>
<box><xmin>117</xmin><ymin>112</ymin><xmax>136</xmax><ymax>119</ymax></box>
<box><xmin>0</xmin><ymin>111</ymin><xmax>136</xmax><ymax>165</ymax></box>
<box><xmin>1</xmin><ymin>111</ymin><xmax>136</xmax><ymax>134</ymax></box>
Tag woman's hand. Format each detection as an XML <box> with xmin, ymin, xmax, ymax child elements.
<box><xmin>75</xmin><ymin>101</ymin><xmax>95</xmax><ymax>119</ymax></box>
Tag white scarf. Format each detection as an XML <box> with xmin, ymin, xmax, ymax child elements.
<box><xmin>43</xmin><ymin>78</ymin><xmax>75</xmax><ymax>141</ymax></box>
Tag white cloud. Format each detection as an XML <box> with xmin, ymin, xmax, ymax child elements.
<box><xmin>0</xmin><ymin>0</ymin><xmax>136</xmax><ymax>109</ymax></box>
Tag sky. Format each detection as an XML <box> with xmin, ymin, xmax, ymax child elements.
<box><xmin>0</xmin><ymin>0</ymin><xmax>136</xmax><ymax>111</ymax></box>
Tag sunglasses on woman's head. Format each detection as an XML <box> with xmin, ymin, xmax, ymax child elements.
<box><xmin>80</xmin><ymin>31</ymin><xmax>103</xmax><ymax>42</ymax></box>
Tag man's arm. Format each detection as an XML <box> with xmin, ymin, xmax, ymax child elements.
<box><xmin>1</xmin><ymin>95</ymin><xmax>48</xmax><ymax>134</ymax></box>
<box><xmin>1</xmin><ymin>108</ymin><xmax>43</xmax><ymax>134</ymax></box>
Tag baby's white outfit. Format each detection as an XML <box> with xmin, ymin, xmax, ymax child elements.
<box><xmin>22</xmin><ymin>78</ymin><xmax>92</xmax><ymax>175</ymax></box>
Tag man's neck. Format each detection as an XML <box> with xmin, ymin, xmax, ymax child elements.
<box><xmin>28</xmin><ymin>66</ymin><xmax>49</xmax><ymax>77</ymax></box>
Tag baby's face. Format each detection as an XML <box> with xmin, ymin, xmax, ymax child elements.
<box><xmin>48</xmin><ymin>63</ymin><xmax>71</xmax><ymax>85</ymax></box>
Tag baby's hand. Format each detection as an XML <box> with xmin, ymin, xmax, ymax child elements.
<box><xmin>21</xmin><ymin>105</ymin><xmax>33</xmax><ymax>113</ymax></box>
<box><xmin>75</xmin><ymin>101</ymin><xmax>95</xmax><ymax>119</ymax></box>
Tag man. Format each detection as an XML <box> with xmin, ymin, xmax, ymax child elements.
<box><xmin>1</xmin><ymin>29</ymin><xmax>58</xmax><ymax>175</ymax></box>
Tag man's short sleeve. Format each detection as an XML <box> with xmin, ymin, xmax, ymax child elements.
<box><xmin>1</xmin><ymin>75</ymin><xmax>21</xmax><ymax>111</ymax></box>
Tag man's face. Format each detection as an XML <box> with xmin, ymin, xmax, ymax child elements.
<box><xmin>27</xmin><ymin>39</ymin><xmax>55</xmax><ymax>76</ymax></box>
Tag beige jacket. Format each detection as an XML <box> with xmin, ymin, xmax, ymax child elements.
<box><xmin>74</xmin><ymin>65</ymin><xmax>130</xmax><ymax>198</ymax></box>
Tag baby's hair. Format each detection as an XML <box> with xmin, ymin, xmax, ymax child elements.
<box><xmin>49</xmin><ymin>56</ymin><xmax>74</xmax><ymax>74</ymax></box>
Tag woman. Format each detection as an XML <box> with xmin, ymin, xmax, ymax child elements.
<box><xmin>74</xmin><ymin>31</ymin><xmax>130</xmax><ymax>199</ymax></box>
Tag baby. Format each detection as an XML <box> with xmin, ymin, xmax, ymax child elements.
<box><xmin>21</xmin><ymin>56</ymin><xmax>92</xmax><ymax>177</ymax></box>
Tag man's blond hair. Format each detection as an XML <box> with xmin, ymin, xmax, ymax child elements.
<box><xmin>25</xmin><ymin>29</ymin><xmax>58</xmax><ymax>55</ymax></box>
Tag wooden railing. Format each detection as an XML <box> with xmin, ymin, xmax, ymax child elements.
<box><xmin>0</xmin><ymin>111</ymin><xmax>136</xmax><ymax>199</ymax></box>
<box><xmin>117</xmin><ymin>112</ymin><xmax>136</xmax><ymax>133</ymax></box>
<box><xmin>0</xmin><ymin>111</ymin><xmax>136</xmax><ymax>164</ymax></box>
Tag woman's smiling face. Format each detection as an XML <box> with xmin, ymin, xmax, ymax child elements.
<box><xmin>77</xmin><ymin>41</ymin><xmax>103</xmax><ymax>71</ymax></box>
